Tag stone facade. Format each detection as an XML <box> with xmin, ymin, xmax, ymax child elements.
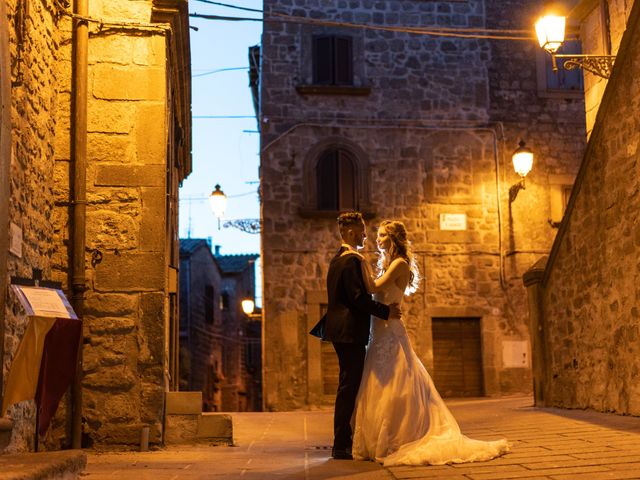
<box><xmin>526</xmin><ymin>0</ymin><xmax>640</xmax><ymax>414</ymax></box>
<box><xmin>179</xmin><ymin>240</ymin><xmax>262</xmax><ymax>412</ymax></box>
<box><xmin>259</xmin><ymin>0</ymin><xmax>587</xmax><ymax>410</ymax></box>
<box><xmin>0</xmin><ymin>0</ymin><xmax>191</xmax><ymax>451</ymax></box>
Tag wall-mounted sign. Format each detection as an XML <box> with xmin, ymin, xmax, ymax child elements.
<box><xmin>10</xmin><ymin>222</ymin><xmax>22</xmax><ymax>258</ymax></box>
<box><xmin>439</xmin><ymin>213</ymin><xmax>467</xmax><ymax>231</ymax></box>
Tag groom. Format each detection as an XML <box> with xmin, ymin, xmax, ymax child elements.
<box><xmin>322</xmin><ymin>211</ymin><xmax>399</xmax><ymax>460</ymax></box>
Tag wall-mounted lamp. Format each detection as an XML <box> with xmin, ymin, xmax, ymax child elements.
<box><xmin>209</xmin><ymin>184</ymin><xmax>227</xmax><ymax>229</ymax></box>
<box><xmin>241</xmin><ymin>298</ymin><xmax>255</xmax><ymax>316</ymax></box>
<box><xmin>535</xmin><ymin>14</ymin><xmax>615</xmax><ymax>79</ymax></box>
<box><xmin>510</xmin><ymin>140</ymin><xmax>533</xmax><ymax>203</ymax></box>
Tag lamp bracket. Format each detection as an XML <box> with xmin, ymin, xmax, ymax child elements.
<box><xmin>553</xmin><ymin>54</ymin><xmax>616</xmax><ymax>79</ymax></box>
<box><xmin>509</xmin><ymin>178</ymin><xmax>526</xmax><ymax>203</ymax></box>
<box><xmin>223</xmin><ymin>218</ymin><xmax>261</xmax><ymax>234</ymax></box>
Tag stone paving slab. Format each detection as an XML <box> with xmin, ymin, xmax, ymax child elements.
<box><xmin>81</xmin><ymin>396</ymin><xmax>640</xmax><ymax>480</ymax></box>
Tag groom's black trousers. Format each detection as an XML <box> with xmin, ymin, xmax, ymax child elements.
<box><xmin>332</xmin><ymin>342</ymin><xmax>366</xmax><ymax>452</ymax></box>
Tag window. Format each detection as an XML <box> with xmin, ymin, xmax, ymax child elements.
<box><xmin>545</xmin><ymin>40</ymin><xmax>584</xmax><ymax>91</ymax></box>
<box><xmin>316</xmin><ymin>148</ymin><xmax>356</xmax><ymax>211</ymax></box>
<box><xmin>313</xmin><ymin>35</ymin><xmax>353</xmax><ymax>85</ymax></box>
<box><xmin>204</xmin><ymin>285</ymin><xmax>215</xmax><ymax>324</ymax></box>
<box><xmin>220</xmin><ymin>291</ymin><xmax>230</xmax><ymax>311</ymax></box>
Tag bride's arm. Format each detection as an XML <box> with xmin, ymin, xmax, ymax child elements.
<box><xmin>374</xmin><ymin>258</ymin><xmax>410</xmax><ymax>290</ymax></box>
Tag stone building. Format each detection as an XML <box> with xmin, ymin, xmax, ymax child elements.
<box><xmin>0</xmin><ymin>0</ymin><xmax>190</xmax><ymax>451</ymax></box>
<box><xmin>525</xmin><ymin>0</ymin><xmax>640</xmax><ymax>414</ymax></box>
<box><xmin>179</xmin><ymin>240</ymin><xmax>261</xmax><ymax>412</ymax></box>
<box><xmin>258</xmin><ymin>0</ymin><xmax>588</xmax><ymax>410</ymax></box>
<box><xmin>179</xmin><ymin>239</ymin><xmax>225</xmax><ymax>412</ymax></box>
<box><xmin>215</xmin><ymin>251</ymin><xmax>262</xmax><ymax>412</ymax></box>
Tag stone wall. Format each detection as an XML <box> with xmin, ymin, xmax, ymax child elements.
<box><xmin>260</xmin><ymin>0</ymin><xmax>586</xmax><ymax>410</ymax></box>
<box><xmin>575</xmin><ymin>0</ymin><xmax>634</xmax><ymax>136</ymax></box>
<box><xmin>2</xmin><ymin>0</ymin><xmax>66</xmax><ymax>452</ymax></box>
<box><xmin>536</xmin><ymin>0</ymin><xmax>640</xmax><ymax>414</ymax></box>
<box><xmin>2</xmin><ymin>0</ymin><xmax>190</xmax><ymax>451</ymax></box>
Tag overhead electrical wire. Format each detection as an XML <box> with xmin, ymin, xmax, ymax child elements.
<box><xmin>189</xmin><ymin>11</ymin><xmax>536</xmax><ymax>41</ymax></box>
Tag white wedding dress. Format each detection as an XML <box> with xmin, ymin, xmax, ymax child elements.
<box><xmin>352</xmin><ymin>280</ymin><xmax>510</xmax><ymax>466</ymax></box>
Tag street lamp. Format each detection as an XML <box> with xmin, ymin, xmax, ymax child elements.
<box><xmin>241</xmin><ymin>298</ymin><xmax>255</xmax><ymax>316</ymax></box>
<box><xmin>535</xmin><ymin>14</ymin><xmax>615</xmax><ymax>79</ymax></box>
<box><xmin>509</xmin><ymin>140</ymin><xmax>533</xmax><ymax>203</ymax></box>
<box><xmin>209</xmin><ymin>184</ymin><xmax>227</xmax><ymax>229</ymax></box>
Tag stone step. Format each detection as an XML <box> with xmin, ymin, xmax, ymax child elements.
<box><xmin>0</xmin><ymin>450</ymin><xmax>86</xmax><ymax>480</ymax></box>
<box><xmin>164</xmin><ymin>413</ymin><xmax>233</xmax><ymax>445</ymax></box>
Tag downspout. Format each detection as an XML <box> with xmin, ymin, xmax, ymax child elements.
<box><xmin>71</xmin><ymin>0</ymin><xmax>88</xmax><ymax>449</ymax></box>
<box><xmin>0</xmin><ymin>0</ymin><xmax>12</xmax><ymax>408</ymax></box>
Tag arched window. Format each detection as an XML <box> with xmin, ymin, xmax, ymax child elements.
<box><xmin>316</xmin><ymin>148</ymin><xmax>356</xmax><ymax>211</ymax></box>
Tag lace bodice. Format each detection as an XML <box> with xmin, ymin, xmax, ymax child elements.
<box><xmin>370</xmin><ymin>281</ymin><xmax>407</xmax><ymax>364</ymax></box>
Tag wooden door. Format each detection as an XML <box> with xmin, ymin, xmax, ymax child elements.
<box><xmin>432</xmin><ymin>317</ymin><xmax>484</xmax><ymax>397</ymax></box>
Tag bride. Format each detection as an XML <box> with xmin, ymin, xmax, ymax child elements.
<box><xmin>351</xmin><ymin>220</ymin><xmax>510</xmax><ymax>466</ymax></box>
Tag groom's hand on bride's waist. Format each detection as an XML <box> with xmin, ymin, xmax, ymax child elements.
<box><xmin>388</xmin><ymin>303</ymin><xmax>401</xmax><ymax>318</ymax></box>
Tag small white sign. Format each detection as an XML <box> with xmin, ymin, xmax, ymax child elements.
<box><xmin>439</xmin><ymin>213</ymin><xmax>467</xmax><ymax>231</ymax></box>
<box><xmin>11</xmin><ymin>285</ymin><xmax>77</xmax><ymax>319</ymax></box>
<box><xmin>502</xmin><ymin>340</ymin><xmax>530</xmax><ymax>368</ymax></box>
<box><xmin>9</xmin><ymin>223</ymin><xmax>22</xmax><ymax>258</ymax></box>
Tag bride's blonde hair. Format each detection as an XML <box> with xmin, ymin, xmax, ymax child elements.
<box><xmin>376</xmin><ymin>220</ymin><xmax>420</xmax><ymax>295</ymax></box>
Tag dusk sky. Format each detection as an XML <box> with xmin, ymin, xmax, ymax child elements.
<box><xmin>180</xmin><ymin>0</ymin><xmax>262</xmax><ymax>257</ymax></box>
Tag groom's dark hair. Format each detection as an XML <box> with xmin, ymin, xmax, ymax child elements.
<box><xmin>337</xmin><ymin>211</ymin><xmax>364</xmax><ymax>229</ymax></box>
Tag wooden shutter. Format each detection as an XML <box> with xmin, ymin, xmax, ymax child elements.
<box><xmin>316</xmin><ymin>150</ymin><xmax>338</xmax><ymax>210</ymax></box>
<box><xmin>313</xmin><ymin>36</ymin><xmax>333</xmax><ymax>84</ymax></box>
<box><xmin>432</xmin><ymin>317</ymin><xmax>484</xmax><ymax>397</ymax></box>
<box><xmin>334</xmin><ymin>36</ymin><xmax>353</xmax><ymax>85</ymax></box>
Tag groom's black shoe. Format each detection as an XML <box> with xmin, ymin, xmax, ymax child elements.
<box><xmin>331</xmin><ymin>449</ymin><xmax>353</xmax><ymax>460</ymax></box>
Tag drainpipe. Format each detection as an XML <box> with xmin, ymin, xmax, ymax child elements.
<box><xmin>0</xmin><ymin>0</ymin><xmax>12</xmax><ymax>408</ymax></box>
<box><xmin>71</xmin><ymin>0</ymin><xmax>88</xmax><ymax>449</ymax></box>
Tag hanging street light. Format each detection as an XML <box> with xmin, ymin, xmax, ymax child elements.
<box><xmin>534</xmin><ymin>13</ymin><xmax>615</xmax><ymax>79</ymax></box>
<box><xmin>209</xmin><ymin>184</ymin><xmax>227</xmax><ymax>229</ymax></box>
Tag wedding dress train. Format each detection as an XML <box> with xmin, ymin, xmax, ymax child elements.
<box><xmin>351</xmin><ymin>282</ymin><xmax>510</xmax><ymax>466</ymax></box>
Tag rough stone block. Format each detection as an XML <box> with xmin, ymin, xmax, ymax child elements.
<box><xmin>140</xmin><ymin>187</ymin><xmax>166</xmax><ymax>251</ymax></box>
<box><xmin>95</xmin><ymin>164</ymin><xmax>165</xmax><ymax>187</ymax></box>
<box><xmin>88</xmin><ymin>133</ymin><xmax>136</xmax><ymax>164</ymax></box>
<box><xmin>94</xmin><ymin>252</ymin><xmax>165</xmax><ymax>291</ymax></box>
<box><xmin>92</xmin><ymin>65</ymin><xmax>165</xmax><ymax>101</ymax></box>
<box><xmin>164</xmin><ymin>414</ymin><xmax>199</xmax><ymax>445</ymax></box>
<box><xmin>139</xmin><ymin>292</ymin><xmax>165</xmax><ymax>365</ymax></box>
<box><xmin>88</xmin><ymin>99</ymin><xmax>135</xmax><ymax>134</ymax></box>
<box><xmin>197</xmin><ymin>414</ymin><xmax>233</xmax><ymax>444</ymax></box>
<box><xmin>135</xmin><ymin>103</ymin><xmax>166</xmax><ymax>164</ymax></box>
<box><xmin>165</xmin><ymin>391</ymin><xmax>202</xmax><ymax>414</ymax></box>
<box><xmin>84</xmin><ymin>292</ymin><xmax>139</xmax><ymax>316</ymax></box>
<box><xmin>86</xmin><ymin>208</ymin><xmax>140</xmax><ymax>250</ymax></box>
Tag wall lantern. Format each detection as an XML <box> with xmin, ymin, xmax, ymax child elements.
<box><xmin>509</xmin><ymin>140</ymin><xmax>533</xmax><ymax>202</ymax></box>
<box><xmin>209</xmin><ymin>184</ymin><xmax>227</xmax><ymax>229</ymax></box>
<box><xmin>535</xmin><ymin>14</ymin><xmax>615</xmax><ymax>79</ymax></box>
<box><xmin>241</xmin><ymin>298</ymin><xmax>255</xmax><ymax>316</ymax></box>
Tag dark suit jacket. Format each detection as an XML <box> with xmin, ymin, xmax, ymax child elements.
<box><xmin>320</xmin><ymin>247</ymin><xmax>390</xmax><ymax>345</ymax></box>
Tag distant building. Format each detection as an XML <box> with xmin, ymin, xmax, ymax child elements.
<box><xmin>179</xmin><ymin>240</ymin><xmax>261</xmax><ymax>412</ymax></box>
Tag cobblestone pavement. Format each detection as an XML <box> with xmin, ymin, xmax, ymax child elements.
<box><xmin>83</xmin><ymin>396</ymin><xmax>640</xmax><ymax>479</ymax></box>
